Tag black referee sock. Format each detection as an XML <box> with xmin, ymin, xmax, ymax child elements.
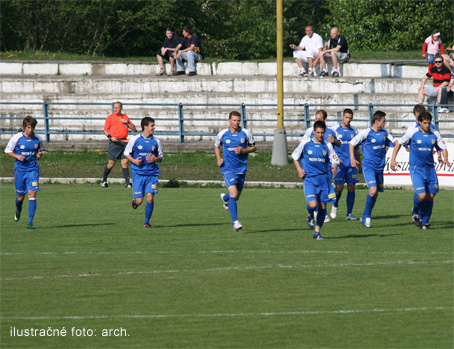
<box><xmin>123</xmin><ymin>168</ymin><xmax>130</xmax><ymax>185</ymax></box>
<box><xmin>103</xmin><ymin>166</ymin><xmax>112</xmax><ymax>181</ymax></box>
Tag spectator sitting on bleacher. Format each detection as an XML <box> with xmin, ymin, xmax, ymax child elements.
<box><xmin>156</xmin><ymin>27</ymin><xmax>180</xmax><ymax>76</ymax></box>
<box><xmin>417</xmin><ymin>55</ymin><xmax>451</xmax><ymax>113</ymax></box>
<box><xmin>290</xmin><ymin>25</ymin><xmax>324</xmax><ymax>77</ymax></box>
<box><xmin>314</xmin><ymin>27</ymin><xmax>350</xmax><ymax>77</ymax></box>
<box><xmin>174</xmin><ymin>26</ymin><xmax>204</xmax><ymax>76</ymax></box>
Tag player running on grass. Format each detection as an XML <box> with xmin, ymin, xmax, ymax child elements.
<box><xmin>215</xmin><ymin>111</ymin><xmax>256</xmax><ymax>232</ymax></box>
<box><xmin>124</xmin><ymin>117</ymin><xmax>163</xmax><ymax>228</ymax></box>
<box><xmin>5</xmin><ymin>116</ymin><xmax>43</xmax><ymax>229</ymax></box>
<box><xmin>349</xmin><ymin>111</ymin><xmax>395</xmax><ymax>228</ymax></box>
<box><xmin>329</xmin><ymin>108</ymin><xmax>361</xmax><ymax>221</ymax></box>
<box><xmin>390</xmin><ymin>111</ymin><xmax>450</xmax><ymax>230</ymax></box>
<box><xmin>292</xmin><ymin>120</ymin><xmax>340</xmax><ymax>240</ymax></box>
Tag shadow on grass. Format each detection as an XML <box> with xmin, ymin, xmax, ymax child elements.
<box><xmin>52</xmin><ymin>223</ymin><xmax>111</xmax><ymax>228</ymax></box>
<box><xmin>326</xmin><ymin>233</ymin><xmax>403</xmax><ymax>239</ymax></box>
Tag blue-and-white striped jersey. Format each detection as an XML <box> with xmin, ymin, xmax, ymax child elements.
<box><xmin>350</xmin><ymin>127</ymin><xmax>395</xmax><ymax>171</ymax></box>
<box><xmin>214</xmin><ymin>127</ymin><xmax>255</xmax><ymax>174</ymax></box>
<box><xmin>124</xmin><ymin>134</ymin><xmax>163</xmax><ymax>176</ymax></box>
<box><xmin>292</xmin><ymin>138</ymin><xmax>340</xmax><ymax>177</ymax></box>
<box><xmin>398</xmin><ymin>128</ymin><xmax>445</xmax><ymax>166</ymax></box>
<box><xmin>5</xmin><ymin>132</ymin><xmax>43</xmax><ymax>172</ymax></box>
<box><xmin>330</xmin><ymin>123</ymin><xmax>358</xmax><ymax>166</ymax></box>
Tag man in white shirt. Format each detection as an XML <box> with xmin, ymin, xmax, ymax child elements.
<box><xmin>290</xmin><ymin>25</ymin><xmax>324</xmax><ymax>77</ymax></box>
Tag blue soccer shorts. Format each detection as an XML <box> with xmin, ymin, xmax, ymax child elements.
<box><xmin>132</xmin><ymin>174</ymin><xmax>158</xmax><ymax>199</ymax></box>
<box><xmin>15</xmin><ymin>170</ymin><xmax>40</xmax><ymax>196</ymax></box>
<box><xmin>362</xmin><ymin>164</ymin><xmax>384</xmax><ymax>192</ymax></box>
<box><xmin>410</xmin><ymin>165</ymin><xmax>439</xmax><ymax>195</ymax></box>
<box><xmin>222</xmin><ymin>172</ymin><xmax>246</xmax><ymax>192</ymax></box>
<box><xmin>303</xmin><ymin>174</ymin><xmax>336</xmax><ymax>204</ymax></box>
<box><xmin>334</xmin><ymin>166</ymin><xmax>359</xmax><ymax>185</ymax></box>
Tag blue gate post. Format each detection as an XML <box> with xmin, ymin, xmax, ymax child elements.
<box><xmin>241</xmin><ymin>103</ymin><xmax>247</xmax><ymax>129</ymax></box>
<box><xmin>178</xmin><ymin>103</ymin><xmax>184</xmax><ymax>143</ymax></box>
<box><xmin>433</xmin><ymin>103</ymin><xmax>439</xmax><ymax>131</ymax></box>
<box><xmin>43</xmin><ymin>102</ymin><xmax>50</xmax><ymax>142</ymax></box>
<box><xmin>304</xmin><ymin>103</ymin><xmax>310</xmax><ymax>130</ymax></box>
<box><xmin>368</xmin><ymin>103</ymin><xmax>374</xmax><ymax>125</ymax></box>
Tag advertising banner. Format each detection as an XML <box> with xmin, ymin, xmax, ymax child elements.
<box><xmin>384</xmin><ymin>143</ymin><xmax>454</xmax><ymax>188</ymax></box>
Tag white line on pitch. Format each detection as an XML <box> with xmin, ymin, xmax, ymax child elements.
<box><xmin>1</xmin><ymin>250</ymin><xmax>452</xmax><ymax>256</ymax></box>
<box><xmin>1</xmin><ymin>306</ymin><xmax>452</xmax><ymax>321</ymax></box>
<box><xmin>1</xmin><ymin>260</ymin><xmax>452</xmax><ymax>281</ymax></box>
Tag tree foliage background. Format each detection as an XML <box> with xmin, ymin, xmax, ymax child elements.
<box><xmin>0</xmin><ymin>0</ymin><xmax>453</xmax><ymax>59</ymax></box>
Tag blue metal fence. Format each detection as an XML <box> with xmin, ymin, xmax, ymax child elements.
<box><xmin>0</xmin><ymin>101</ymin><xmax>451</xmax><ymax>142</ymax></box>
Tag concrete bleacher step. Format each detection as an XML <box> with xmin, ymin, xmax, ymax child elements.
<box><xmin>1</xmin><ymin>75</ymin><xmax>423</xmax><ymax>95</ymax></box>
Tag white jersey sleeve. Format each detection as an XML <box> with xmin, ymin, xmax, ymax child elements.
<box><xmin>398</xmin><ymin>127</ymin><xmax>418</xmax><ymax>147</ymax></box>
<box><xmin>243</xmin><ymin>128</ymin><xmax>256</xmax><ymax>147</ymax></box>
<box><xmin>214</xmin><ymin>129</ymin><xmax>228</xmax><ymax>147</ymax></box>
<box><xmin>155</xmin><ymin>137</ymin><xmax>164</xmax><ymax>158</ymax></box>
<box><xmin>124</xmin><ymin>134</ymin><xmax>140</xmax><ymax>157</ymax></box>
<box><xmin>291</xmin><ymin>138</ymin><xmax>310</xmax><ymax>161</ymax></box>
<box><xmin>434</xmin><ymin>130</ymin><xmax>447</xmax><ymax>150</ymax></box>
<box><xmin>327</xmin><ymin>142</ymin><xmax>340</xmax><ymax>165</ymax></box>
<box><xmin>4</xmin><ymin>133</ymin><xmax>22</xmax><ymax>153</ymax></box>
<box><xmin>350</xmin><ymin>128</ymin><xmax>370</xmax><ymax>147</ymax></box>
<box><xmin>302</xmin><ymin>127</ymin><xmax>313</xmax><ymax>140</ymax></box>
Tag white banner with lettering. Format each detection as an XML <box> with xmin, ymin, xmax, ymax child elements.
<box><xmin>384</xmin><ymin>143</ymin><xmax>454</xmax><ymax>188</ymax></box>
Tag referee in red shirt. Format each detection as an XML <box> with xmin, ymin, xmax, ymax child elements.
<box><xmin>101</xmin><ymin>101</ymin><xmax>136</xmax><ymax>188</ymax></box>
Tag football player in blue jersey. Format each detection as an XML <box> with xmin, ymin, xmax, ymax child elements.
<box><xmin>329</xmin><ymin>109</ymin><xmax>361</xmax><ymax>221</ymax></box>
<box><xmin>5</xmin><ymin>116</ymin><xmax>43</xmax><ymax>229</ymax></box>
<box><xmin>292</xmin><ymin>121</ymin><xmax>340</xmax><ymax>240</ymax></box>
<box><xmin>390</xmin><ymin>111</ymin><xmax>450</xmax><ymax>230</ymax></box>
<box><xmin>124</xmin><ymin>117</ymin><xmax>163</xmax><ymax>228</ymax></box>
<box><xmin>302</xmin><ymin>109</ymin><xmax>340</xmax><ymax>223</ymax></box>
<box><xmin>349</xmin><ymin>111</ymin><xmax>395</xmax><ymax>228</ymax></box>
<box><xmin>215</xmin><ymin>111</ymin><xmax>256</xmax><ymax>232</ymax></box>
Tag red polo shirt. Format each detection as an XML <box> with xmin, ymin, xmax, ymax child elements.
<box><xmin>104</xmin><ymin>113</ymin><xmax>134</xmax><ymax>139</ymax></box>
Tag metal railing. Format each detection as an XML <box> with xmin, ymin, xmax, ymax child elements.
<box><xmin>0</xmin><ymin>101</ymin><xmax>452</xmax><ymax>142</ymax></box>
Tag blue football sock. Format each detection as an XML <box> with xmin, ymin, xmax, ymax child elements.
<box><xmin>307</xmin><ymin>205</ymin><xmax>316</xmax><ymax>218</ymax></box>
<box><xmin>346</xmin><ymin>191</ymin><xmax>355</xmax><ymax>216</ymax></box>
<box><xmin>223</xmin><ymin>193</ymin><xmax>230</xmax><ymax>202</ymax></box>
<box><xmin>144</xmin><ymin>201</ymin><xmax>154</xmax><ymax>224</ymax></box>
<box><xmin>28</xmin><ymin>198</ymin><xmax>36</xmax><ymax>224</ymax></box>
<box><xmin>421</xmin><ymin>200</ymin><xmax>433</xmax><ymax>226</ymax></box>
<box><xmin>363</xmin><ymin>194</ymin><xmax>376</xmax><ymax>218</ymax></box>
<box><xmin>16</xmin><ymin>198</ymin><xmax>23</xmax><ymax>212</ymax></box>
<box><xmin>335</xmin><ymin>193</ymin><xmax>342</xmax><ymax>208</ymax></box>
<box><xmin>413</xmin><ymin>194</ymin><xmax>423</xmax><ymax>219</ymax></box>
<box><xmin>228</xmin><ymin>197</ymin><xmax>238</xmax><ymax>223</ymax></box>
<box><xmin>316</xmin><ymin>207</ymin><xmax>326</xmax><ymax>228</ymax></box>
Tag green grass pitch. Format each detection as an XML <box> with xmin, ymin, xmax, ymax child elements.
<box><xmin>1</xmin><ymin>184</ymin><xmax>453</xmax><ymax>348</ymax></box>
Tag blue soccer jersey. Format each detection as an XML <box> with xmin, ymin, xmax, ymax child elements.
<box><xmin>350</xmin><ymin>127</ymin><xmax>395</xmax><ymax>171</ymax></box>
<box><xmin>398</xmin><ymin>128</ymin><xmax>446</xmax><ymax>166</ymax></box>
<box><xmin>5</xmin><ymin>132</ymin><xmax>43</xmax><ymax>172</ymax></box>
<box><xmin>124</xmin><ymin>134</ymin><xmax>163</xmax><ymax>176</ymax></box>
<box><xmin>330</xmin><ymin>123</ymin><xmax>358</xmax><ymax>166</ymax></box>
<box><xmin>215</xmin><ymin>127</ymin><xmax>255</xmax><ymax>174</ymax></box>
<box><xmin>292</xmin><ymin>138</ymin><xmax>340</xmax><ymax>177</ymax></box>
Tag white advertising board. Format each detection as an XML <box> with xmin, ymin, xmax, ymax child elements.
<box><xmin>384</xmin><ymin>143</ymin><xmax>454</xmax><ymax>188</ymax></box>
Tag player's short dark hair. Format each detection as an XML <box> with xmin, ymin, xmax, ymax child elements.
<box><xmin>166</xmin><ymin>27</ymin><xmax>175</xmax><ymax>33</ymax></box>
<box><xmin>23</xmin><ymin>116</ymin><xmax>37</xmax><ymax>129</ymax></box>
<box><xmin>372</xmin><ymin>110</ymin><xmax>386</xmax><ymax>124</ymax></box>
<box><xmin>313</xmin><ymin>120</ymin><xmax>326</xmax><ymax>131</ymax></box>
<box><xmin>343</xmin><ymin>108</ymin><xmax>354</xmax><ymax>116</ymax></box>
<box><xmin>315</xmin><ymin>109</ymin><xmax>327</xmax><ymax>120</ymax></box>
<box><xmin>141</xmin><ymin>117</ymin><xmax>155</xmax><ymax>131</ymax></box>
<box><xmin>413</xmin><ymin>104</ymin><xmax>426</xmax><ymax>116</ymax></box>
<box><xmin>229</xmin><ymin>111</ymin><xmax>241</xmax><ymax>119</ymax></box>
<box><xmin>418</xmin><ymin>111</ymin><xmax>432</xmax><ymax>123</ymax></box>
<box><xmin>114</xmin><ymin>101</ymin><xmax>123</xmax><ymax>108</ymax></box>
<box><xmin>183</xmin><ymin>26</ymin><xmax>193</xmax><ymax>35</ymax></box>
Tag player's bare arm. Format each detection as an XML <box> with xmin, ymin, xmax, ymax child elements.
<box><xmin>214</xmin><ymin>146</ymin><xmax>224</xmax><ymax>167</ymax></box>
<box><xmin>390</xmin><ymin>143</ymin><xmax>402</xmax><ymax>171</ymax></box>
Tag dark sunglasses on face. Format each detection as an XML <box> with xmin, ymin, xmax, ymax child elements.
<box><xmin>435</xmin><ymin>61</ymin><xmax>443</xmax><ymax>63</ymax></box>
